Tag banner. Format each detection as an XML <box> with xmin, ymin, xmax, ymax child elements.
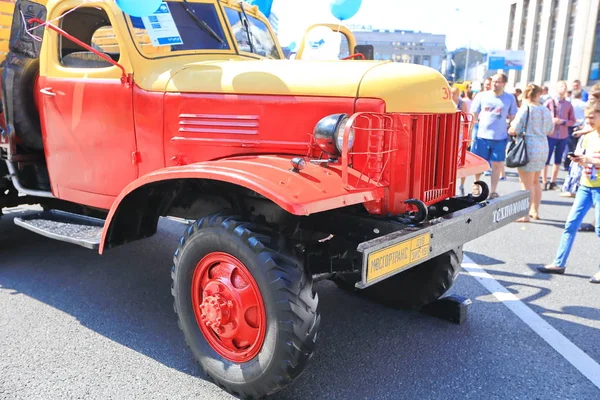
<box><xmin>488</xmin><ymin>50</ymin><xmax>526</xmax><ymax>71</ymax></box>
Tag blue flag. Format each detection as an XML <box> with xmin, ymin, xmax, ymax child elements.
<box><xmin>247</xmin><ymin>0</ymin><xmax>273</xmax><ymax>18</ymax></box>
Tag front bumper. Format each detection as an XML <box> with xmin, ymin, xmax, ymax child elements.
<box><xmin>355</xmin><ymin>190</ymin><xmax>530</xmax><ymax>289</ymax></box>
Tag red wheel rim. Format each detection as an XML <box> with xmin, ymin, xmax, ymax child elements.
<box><xmin>191</xmin><ymin>252</ymin><xmax>266</xmax><ymax>363</ymax></box>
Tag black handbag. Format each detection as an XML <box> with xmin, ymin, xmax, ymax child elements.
<box><xmin>506</xmin><ymin>107</ymin><xmax>530</xmax><ymax>168</ymax></box>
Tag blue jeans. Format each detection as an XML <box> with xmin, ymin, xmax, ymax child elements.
<box><xmin>554</xmin><ymin>186</ymin><xmax>600</xmax><ymax>267</ymax></box>
<box><xmin>546</xmin><ymin>137</ymin><xmax>568</xmax><ymax>165</ymax></box>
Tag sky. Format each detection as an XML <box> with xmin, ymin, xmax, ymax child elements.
<box><xmin>272</xmin><ymin>0</ymin><xmax>510</xmax><ymax>52</ymax></box>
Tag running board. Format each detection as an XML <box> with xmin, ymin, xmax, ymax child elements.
<box><xmin>14</xmin><ymin>210</ymin><xmax>105</xmax><ymax>250</ymax></box>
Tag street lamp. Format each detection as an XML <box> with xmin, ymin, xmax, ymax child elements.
<box><xmin>464</xmin><ymin>41</ymin><xmax>470</xmax><ymax>81</ymax></box>
<box><xmin>455</xmin><ymin>8</ymin><xmax>485</xmax><ymax>82</ymax></box>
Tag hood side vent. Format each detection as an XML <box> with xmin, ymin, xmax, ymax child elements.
<box><xmin>178</xmin><ymin>114</ymin><xmax>260</xmax><ymax>135</ymax></box>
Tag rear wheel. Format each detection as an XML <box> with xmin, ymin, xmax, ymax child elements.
<box><xmin>334</xmin><ymin>247</ymin><xmax>463</xmax><ymax>310</ymax></box>
<box><xmin>171</xmin><ymin>214</ymin><xmax>320</xmax><ymax>399</ymax></box>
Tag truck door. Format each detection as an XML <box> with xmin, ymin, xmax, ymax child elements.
<box><xmin>37</xmin><ymin>4</ymin><xmax>136</xmax><ymax>209</ymax></box>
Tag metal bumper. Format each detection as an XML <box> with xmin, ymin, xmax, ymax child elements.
<box><xmin>355</xmin><ymin>190</ymin><xmax>531</xmax><ymax>289</ymax></box>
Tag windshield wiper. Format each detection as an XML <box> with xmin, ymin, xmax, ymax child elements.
<box><xmin>238</xmin><ymin>1</ymin><xmax>256</xmax><ymax>53</ymax></box>
<box><xmin>180</xmin><ymin>0</ymin><xmax>226</xmax><ymax>47</ymax></box>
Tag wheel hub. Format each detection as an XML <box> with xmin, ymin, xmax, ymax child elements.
<box><xmin>200</xmin><ymin>294</ymin><xmax>231</xmax><ymax>333</ymax></box>
<box><xmin>191</xmin><ymin>252</ymin><xmax>267</xmax><ymax>363</ymax></box>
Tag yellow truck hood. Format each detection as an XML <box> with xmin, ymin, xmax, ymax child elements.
<box><xmin>138</xmin><ymin>59</ymin><xmax>454</xmax><ymax>113</ymax></box>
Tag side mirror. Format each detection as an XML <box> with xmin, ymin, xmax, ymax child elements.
<box><xmin>9</xmin><ymin>0</ymin><xmax>47</xmax><ymax>59</ymax></box>
<box><xmin>354</xmin><ymin>45</ymin><xmax>374</xmax><ymax>60</ymax></box>
<box><xmin>296</xmin><ymin>24</ymin><xmax>357</xmax><ymax>61</ymax></box>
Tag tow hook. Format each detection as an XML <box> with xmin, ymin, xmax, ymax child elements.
<box><xmin>398</xmin><ymin>199</ymin><xmax>429</xmax><ymax>225</ymax></box>
<box><xmin>470</xmin><ymin>180</ymin><xmax>490</xmax><ymax>203</ymax></box>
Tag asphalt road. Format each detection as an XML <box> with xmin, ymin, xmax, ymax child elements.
<box><xmin>1</xmin><ymin>170</ymin><xmax>599</xmax><ymax>400</ymax></box>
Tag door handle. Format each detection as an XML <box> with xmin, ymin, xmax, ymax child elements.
<box><xmin>40</xmin><ymin>88</ymin><xmax>56</xmax><ymax>97</ymax></box>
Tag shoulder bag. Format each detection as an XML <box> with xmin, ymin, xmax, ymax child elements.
<box><xmin>506</xmin><ymin>106</ymin><xmax>530</xmax><ymax>168</ymax></box>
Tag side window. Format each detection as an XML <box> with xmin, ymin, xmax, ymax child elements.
<box><xmin>91</xmin><ymin>26</ymin><xmax>121</xmax><ymax>56</ymax></box>
<box><xmin>224</xmin><ymin>8</ymin><xmax>280</xmax><ymax>59</ymax></box>
<box><xmin>58</xmin><ymin>7</ymin><xmax>120</xmax><ymax>69</ymax></box>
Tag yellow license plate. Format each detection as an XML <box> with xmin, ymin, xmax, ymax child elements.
<box><xmin>366</xmin><ymin>233</ymin><xmax>431</xmax><ymax>283</ymax></box>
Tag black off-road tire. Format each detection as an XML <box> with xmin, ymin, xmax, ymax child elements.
<box><xmin>1</xmin><ymin>52</ymin><xmax>42</xmax><ymax>151</ymax></box>
<box><xmin>333</xmin><ymin>247</ymin><xmax>463</xmax><ymax>310</ymax></box>
<box><xmin>171</xmin><ymin>214</ymin><xmax>320</xmax><ymax>399</ymax></box>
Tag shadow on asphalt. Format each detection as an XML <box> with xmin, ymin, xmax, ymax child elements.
<box><xmin>467</xmin><ymin>253</ymin><xmax>600</xmax><ymax>329</ymax></box>
<box><xmin>0</xmin><ymin>215</ymin><xmax>206</xmax><ymax>381</ymax></box>
<box><xmin>0</xmin><ymin>215</ymin><xmax>476</xmax><ymax>399</ymax></box>
<box><xmin>464</xmin><ymin>251</ymin><xmax>505</xmax><ymax>266</ymax></box>
<box><xmin>541</xmin><ymin>200</ymin><xmax>575</xmax><ymax>207</ymax></box>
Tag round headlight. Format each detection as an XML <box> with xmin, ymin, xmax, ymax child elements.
<box><xmin>313</xmin><ymin>113</ymin><xmax>353</xmax><ymax>156</ymax></box>
<box><xmin>334</xmin><ymin>116</ymin><xmax>355</xmax><ymax>153</ymax></box>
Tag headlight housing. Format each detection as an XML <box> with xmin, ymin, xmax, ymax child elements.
<box><xmin>313</xmin><ymin>114</ymin><xmax>355</xmax><ymax>156</ymax></box>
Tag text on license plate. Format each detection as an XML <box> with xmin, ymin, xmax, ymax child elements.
<box><xmin>366</xmin><ymin>233</ymin><xmax>431</xmax><ymax>283</ymax></box>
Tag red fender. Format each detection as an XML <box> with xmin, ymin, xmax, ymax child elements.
<box><xmin>99</xmin><ymin>155</ymin><xmax>385</xmax><ymax>253</ymax></box>
<box><xmin>457</xmin><ymin>151</ymin><xmax>490</xmax><ymax>179</ymax></box>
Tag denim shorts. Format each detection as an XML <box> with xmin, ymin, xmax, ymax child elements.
<box><xmin>471</xmin><ymin>137</ymin><xmax>508</xmax><ymax>164</ymax></box>
<box><xmin>546</xmin><ymin>137</ymin><xmax>568</xmax><ymax>165</ymax></box>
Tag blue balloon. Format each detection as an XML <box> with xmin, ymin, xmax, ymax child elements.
<box><xmin>288</xmin><ymin>41</ymin><xmax>297</xmax><ymax>51</ymax></box>
<box><xmin>116</xmin><ymin>0</ymin><xmax>163</xmax><ymax>18</ymax></box>
<box><xmin>329</xmin><ymin>0</ymin><xmax>362</xmax><ymax>21</ymax></box>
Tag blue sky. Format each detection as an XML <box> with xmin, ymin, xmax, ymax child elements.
<box><xmin>272</xmin><ymin>0</ymin><xmax>509</xmax><ymax>52</ymax></box>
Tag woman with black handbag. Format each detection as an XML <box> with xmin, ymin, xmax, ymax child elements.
<box><xmin>508</xmin><ymin>84</ymin><xmax>554</xmax><ymax>222</ymax></box>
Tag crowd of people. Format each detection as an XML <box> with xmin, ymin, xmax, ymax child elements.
<box><xmin>455</xmin><ymin>75</ymin><xmax>600</xmax><ymax>284</ymax></box>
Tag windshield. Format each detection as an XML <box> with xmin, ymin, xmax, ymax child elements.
<box><xmin>127</xmin><ymin>1</ymin><xmax>230</xmax><ymax>57</ymax></box>
<box><xmin>224</xmin><ymin>7</ymin><xmax>280</xmax><ymax>59</ymax></box>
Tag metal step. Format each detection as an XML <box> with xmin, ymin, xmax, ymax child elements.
<box><xmin>14</xmin><ymin>210</ymin><xmax>105</xmax><ymax>250</ymax></box>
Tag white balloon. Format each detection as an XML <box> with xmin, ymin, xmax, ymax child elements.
<box><xmin>301</xmin><ymin>26</ymin><xmax>342</xmax><ymax>61</ymax></box>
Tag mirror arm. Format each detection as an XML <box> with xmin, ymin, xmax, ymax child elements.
<box><xmin>28</xmin><ymin>18</ymin><xmax>132</xmax><ymax>85</ymax></box>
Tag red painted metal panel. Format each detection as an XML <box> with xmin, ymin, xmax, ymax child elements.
<box><xmin>99</xmin><ymin>155</ymin><xmax>386</xmax><ymax>253</ymax></box>
<box><xmin>38</xmin><ymin>76</ymin><xmax>137</xmax><ymax>207</ymax></box>
<box><xmin>354</xmin><ymin>98</ymin><xmax>386</xmax><ymax>113</ymax></box>
<box><xmin>133</xmin><ymin>85</ymin><xmax>166</xmax><ymax>176</ymax></box>
<box><xmin>163</xmin><ymin>93</ymin><xmax>356</xmax><ymax>166</ymax></box>
<box><xmin>457</xmin><ymin>151</ymin><xmax>489</xmax><ymax>179</ymax></box>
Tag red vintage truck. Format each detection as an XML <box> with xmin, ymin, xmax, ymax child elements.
<box><xmin>0</xmin><ymin>0</ymin><xmax>529</xmax><ymax>398</ymax></box>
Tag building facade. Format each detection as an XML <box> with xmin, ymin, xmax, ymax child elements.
<box><xmin>505</xmin><ymin>0</ymin><xmax>600</xmax><ymax>88</ymax></box>
<box><xmin>347</xmin><ymin>25</ymin><xmax>446</xmax><ymax>71</ymax></box>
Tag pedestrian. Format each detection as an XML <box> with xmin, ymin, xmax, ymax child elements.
<box><xmin>538</xmin><ymin>102</ymin><xmax>600</xmax><ymax>284</ymax></box>
<box><xmin>471</xmin><ymin>77</ymin><xmax>493</xmax><ymax>175</ymax></box>
<box><xmin>560</xmin><ymin>128</ymin><xmax>587</xmax><ymax>199</ymax></box>
<box><xmin>482</xmin><ymin>77</ymin><xmax>492</xmax><ymax>92</ymax></box>
<box><xmin>514</xmin><ymin>88</ymin><xmax>522</xmax><ymax>108</ymax></box>
<box><xmin>470</xmin><ymin>73</ymin><xmax>518</xmax><ymax>199</ymax></box>
<box><xmin>508</xmin><ymin>84</ymin><xmax>553</xmax><ymax>222</ymax></box>
<box><xmin>572</xmin><ymin>79</ymin><xmax>589</xmax><ymax>102</ymax></box>
<box><xmin>562</xmin><ymin>89</ymin><xmax>588</xmax><ymax>173</ymax></box>
<box><xmin>543</xmin><ymin>81</ymin><xmax>576</xmax><ymax>190</ymax></box>
<box><xmin>540</xmin><ymin>86</ymin><xmax>552</xmax><ymax>104</ymax></box>
<box><xmin>462</xmin><ymin>90</ymin><xmax>473</xmax><ymax>113</ymax></box>
<box><xmin>452</xmin><ymin>87</ymin><xmax>469</xmax><ymax>196</ymax></box>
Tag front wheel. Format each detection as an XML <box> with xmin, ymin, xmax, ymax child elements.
<box><xmin>171</xmin><ymin>215</ymin><xmax>320</xmax><ymax>399</ymax></box>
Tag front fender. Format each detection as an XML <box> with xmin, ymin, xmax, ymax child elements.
<box><xmin>457</xmin><ymin>151</ymin><xmax>489</xmax><ymax>179</ymax></box>
<box><xmin>99</xmin><ymin>155</ymin><xmax>385</xmax><ymax>253</ymax></box>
